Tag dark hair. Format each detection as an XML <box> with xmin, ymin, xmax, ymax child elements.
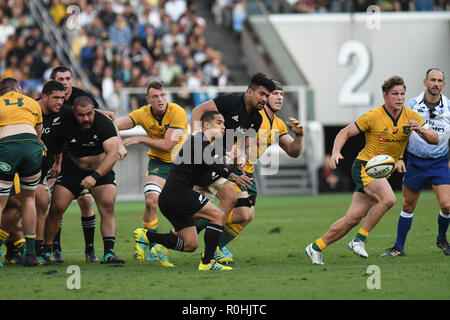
<box><xmin>425</xmin><ymin>68</ymin><xmax>445</xmax><ymax>80</ymax></box>
<box><xmin>201</xmin><ymin>111</ymin><xmax>222</xmax><ymax>128</ymax></box>
<box><xmin>50</xmin><ymin>66</ymin><xmax>72</xmax><ymax>80</ymax></box>
<box><xmin>42</xmin><ymin>80</ymin><xmax>65</xmax><ymax>95</ymax></box>
<box><xmin>248</xmin><ymin>73</ymin><xmax>275</xmax><ymax>92</ymax></box>
<box><xmin>73</xmin><ymin>95</ymin><xmax>95</xmax><ymax>110</ymax></box>
<box><xmin>382</xmin><ymin>76</ymin><xmax>405</xmax><ymax>93</ymax></box>
<box><xmin>146</xmin><ymin>80</ymin><xmax>165</xmax><ymax>94</ymax></box>
<box><xmin>0</xmin><ymin>77</ymin><xmax>20</xmax><ymax>96</ymax></box>
<box><xmin>272</xmin><ymin>80</ymin><xmax>284</xmax><ymax>91</ymax></box>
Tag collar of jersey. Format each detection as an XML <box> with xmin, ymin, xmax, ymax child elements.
<box><xmin>382</xmin><ymin>104</ymin><xmax>403</xmax><ymax>127</ymax></box>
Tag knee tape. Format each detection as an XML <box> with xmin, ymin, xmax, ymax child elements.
<box><xmin>144</xmin><ymin>182</ymin><xmax>162</xmax><ymax>195</ymax></box>
<box><xmin>20</xmin><ymin>176</ymin><xmax>41</xmax><ymax>190</ymax></box>
<box><xmin>0</xmin><ymin>181</ymin><xmax>13</xmax><ymax>196</ymax></box>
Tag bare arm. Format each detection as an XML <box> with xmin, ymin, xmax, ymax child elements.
<box><xmin>35</xmin><ymin>123</ymin><xmax>43</xmax><ymax>140</ymax></box>
<box><xmin>330</xmin><ymin>122</ymin><xmax>360</xmax><ymax>169</ymax></box>
<box><xmin>190</xmin><ymin>100</ymin><xmax>218</xmax><ymax>133</ymax></box>
<box><xmin>122</xmin><ymin>127</ymin><xmax>184</xmax><ymax>153</ymax></box>
<box><xmin>408</xmin><ymin>120</ymin><xmax>439</xmax><ymax>145</ymax></box>
<box><xmin>50</xmin><ymin>153</ymin><xmax>63</xmax><ymax>178</ymax></box>
<box><xmin>114</xmin><ymin>116</ymin><xmax>135</xmax><ymax>160</ymax></box>
<box><xmin>80</xmin><ymin>136</ymin><xmax>120</xmax><ymax>189</ymax></box>
<box><xmin>279</xmin><ymin>117</ymin><xmax>304</xmax><ymax>158</ymax></box>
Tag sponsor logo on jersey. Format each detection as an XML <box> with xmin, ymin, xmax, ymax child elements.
<box><xmin>0</xmin><ymin>162</ymin><xmax>11</xmax><ymax>172</ymax></box>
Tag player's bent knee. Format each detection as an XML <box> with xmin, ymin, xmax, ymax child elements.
<box><xmin>383</xmin><ymin>195</ymin><xmax>396</xmax><ymax>209</ymax></box>
<box><xmin>183</xmin><ymin>239</ymin><xmax>198</xmax><ymax>252</ymax></box>
<box><xmin>145</xmin><ymin>192</ymin><xmax>159</xmax><ymax>209</ymax></box>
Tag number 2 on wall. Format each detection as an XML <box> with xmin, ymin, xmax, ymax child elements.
<box><xmin>338</xmin><ymin>40</ymin><xmax>373</xmax><ymax>107</ymax></box>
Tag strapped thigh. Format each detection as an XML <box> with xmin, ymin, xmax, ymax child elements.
<box><xmin>20</xmin><ymin>174</ymin><xmax>41</xmax><ymax>190</ymax></box>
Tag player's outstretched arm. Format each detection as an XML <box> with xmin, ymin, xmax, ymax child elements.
<box><xmin>114</xmin><ymin>117</ymin><xmax>135</xmax><ymax>160</ymax></box>
<box><xmin>190</xmin><ymin>100</ymin><xmax>218</xmax><ymax>133</ymax></box>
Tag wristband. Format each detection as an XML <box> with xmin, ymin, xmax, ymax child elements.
<box><xmin>398</xmin><ymin>158</ymin><xmax>403</xmax><ymax>160</ymax></box>
<box><xmin>295</xmin><ymin>133</ymin><xmax>303</xmax><ymax>137</ymax></box>
<box><xmin>90</xmin><ymin>171</ymin><xmax>101</xmax><ymax>181</ymax></box>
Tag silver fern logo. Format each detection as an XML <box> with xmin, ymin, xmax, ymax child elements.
<box><xmin>0</xmin><ymin>162</ymin><xmax>11</xmax><ymax>172</ymax></box>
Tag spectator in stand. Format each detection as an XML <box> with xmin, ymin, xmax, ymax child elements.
<box><xmin>109</xmin><ymin>14</ymin><xmax>133</xmax><ymax>53</ymax></box>
<box><xmin>159</xmin><ymin>53</ymin><xmax>183</xmax><ymax>86</ymax></box>
<box><xmin>162</xmin><ymin>22</ymin><xmax>186</xmax><ymax>55</ymax></box>
<box><xmin>78</xmin><ymin>3</ymin><xmax>97</xmax><ymax>28</ymax></box>
<box><xmin>49</xmin><ymin>0</ymin><xmax>66</xmax><ymax>26</ymax></box>
<box><xmin>99</xmin><ymin>0</ymin><xmax>117</xmax><ymax>28</ymax></box>
<box><xmin>232</xmin><ymin>0</ymin><xmax>247</xmax><ymax>36</ymax></box>
<box><xmin>115</xmin><ymin>56</ymin><xmax>133</xmax><ymax>86</ymax></box>
<box><xmin>80</xmin><ymin>34</ymin><xmax>97</xmax><ymax>69</ymax></box>
<box><xmin>123</xmin><ymin>38</ymin><xmax>149</xmax><ymax>67</ymax></box>
<box><xmin>165</xmin><ymin>0</ymin><xmax>187</xmax><ymax>22</ymax></box>
<box><xmin>0</xmin><ymin>16</ymin><xmax>15</xmax><ymax>46</ymax></box>
<box><xmin>123</xmin><ymin>2</ymin><xmax>138</xmax><ymax>30</ymax></box>
<box><xmin>318</xmin><ymin>154</ymin><xmax>351</xmax><ymax>193</ymax></box>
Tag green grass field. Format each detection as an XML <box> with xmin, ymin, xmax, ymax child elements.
<box><xmin>2</xmin><ymin>190</ymin><xmax>449</xmax><ymax>301</ymax></box>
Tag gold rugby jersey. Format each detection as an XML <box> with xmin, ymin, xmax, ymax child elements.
<box><xmin>245</xmin><ymin>108</ymin><xmax>289</xmax><ymax>173</ymax></box>
<box><xmin>355</xmin><ymin>105</ymin><xmax>425</xmax><ymax>162</ymax></box>
<box><xmin>128</xmin><ymin>103</ymin><xmax>188</xmax><ymax>163</ymax></box>
<box><xmin>0</xmin><ymin>92</ymin><xmax>43</xmax><ymax>129</ymax></box>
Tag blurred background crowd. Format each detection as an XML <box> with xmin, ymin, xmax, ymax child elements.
<box><xmin>0</xmin><ymin>0</ymin><xmax>448</xmax><ymax>116</ymax></box>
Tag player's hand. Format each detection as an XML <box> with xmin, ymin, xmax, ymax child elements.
<box><xmin>329</xmin><ymin>152</ymin><xmax>343</xmax><ymax>170</ymax></box>
<box><xmin>229</xmin><ymin>173</ymin><xmax>253</xmax><ymax>189</ymax></box>
<box><xmin>286</xmin><ymin>117</ymin><xmax>304</xmax><ymax>137</ymax></box>
<box><xmin>396</xmin><ymin>159</ymin><xmax>406</xmax><ymax>173</ymax></box>
<box><xmin>50</xmin><ymin>163</ymin><xmax>61</xmax><ymax>178</ymax></box>
<box><xmin>407</xmin><ymin>120</ymin><xmax>421</xmax><ymax>131</ymax></box>
<box><xmin>122</xmin><ymin>136</ymin><xmax>140</xmax><ymax>146</ymax></box>
<box><xmin>80</xmin><ymin>175</ymin><xmax>96</xmax><ymax>189</ymax></box>
<box><xmin>118</xmin><ymin>144</ymin><xmax>128</xmax><ymax>160</ymax></box>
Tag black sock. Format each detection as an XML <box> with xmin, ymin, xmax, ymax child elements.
<box><xmin>81</xmin><ymin>215</ymin><xmax>96</xmax><ymax>253</ymax></box>
<box><xmin>103</xmin><ymin>237</ymin><xmax>115</xmax><ymax>255</ymax></box>
<box><xmin>202</xmin><ymin>224</ymin><xmax>223</xmax><ymax>264</ymax></box>
<box><xmin>53</xmin><ymin>222</ymin><xmax>62</xmax><ymax>251</ymax></box>
<box><xmin>4</xmin><ymin>240</ymin><xmax>13</xmax><ymax>256</ymax></box>
<box><xmin>35</xmin><ymin>240</ymin><xmax>44</xmax><ymax>256</ymax></box>
<box><xmin>44</xmin><ymin>244</ymin><xmax>53</xmax><ymax>255</ymax></box>
<box><xmin>146</xmin><ymin>231</ymin><xmax>184</xmax><ymax>251</ymax></box>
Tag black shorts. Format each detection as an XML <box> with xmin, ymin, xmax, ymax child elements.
<box><xmin>40</xmin><ymin>156</ymin><xmax>55</xmax><ymax>184</ymax></box>
<box><xmin>56</xmin><ymin>156</ymin><xmax>116</xmax><ymax>197</ymax></box>
<box><xmin>158</xmin><ymin>186</ymin><xmax>209</xmax><ymax>232</ymax></box>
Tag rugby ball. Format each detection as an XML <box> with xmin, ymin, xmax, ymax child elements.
<box><xmin>365</xmin><ymin>155</ymin><xmax>395</xmax><ymax>179</ymax></box>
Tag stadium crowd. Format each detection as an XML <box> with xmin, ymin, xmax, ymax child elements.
<box><xmin>0</xmin><ymin>0</ymin><xmax>232</xmax><ymax>116</ymax></box>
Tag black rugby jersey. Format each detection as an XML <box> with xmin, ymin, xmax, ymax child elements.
<box><xmin>165</xmin><ymin>132</ymin><xmax>232</xmax><ymax>190</ymax></box>
<box><xmin>55</xmin><ymin>110</ymin><xmax>117</xmax><ymax>157</ymax></box>
<box><xmin>213</xmin><ymin>93</ymin><xmax>263</xmax><ymax>151</ymax></box>
<box><xmin>42</xmin><ymin>105</ymin><xmax>72</xmax><ymax>156</ymax></box>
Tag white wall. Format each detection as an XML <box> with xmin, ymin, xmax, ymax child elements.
<box><xmin>266</xmin><ymin>12</ymin><xmax>450</xmax><ymax>125</ymax></box>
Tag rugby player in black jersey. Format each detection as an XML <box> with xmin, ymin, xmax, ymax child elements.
<box><xmin>48</xmin><ymin>66</ymin><xmax>115</xmax><ymax>262</ymax></box>
<box><xmin>189</xmin><ymin>73</ymin><xmax>275</xmax><ymax>261</ymax></box>
<box><xmin>134</xmin><ymin>111</ymin><xmax>252</xmax><ymax>270</ymax></box>
<box><xmin>43</xmin><ymin>96</ymin><xmax>124</xmax><ymax>264</ymax></box>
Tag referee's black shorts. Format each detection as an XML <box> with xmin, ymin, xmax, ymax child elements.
<box><xmin>158</xmin><ymin>186</ymin><xmax>209</xmax><ymax>232</ymax></box>
<box><xmin>56</xmin><ymin>156</ymin><xmax>116</xmax><ymax>197</ymax></box>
